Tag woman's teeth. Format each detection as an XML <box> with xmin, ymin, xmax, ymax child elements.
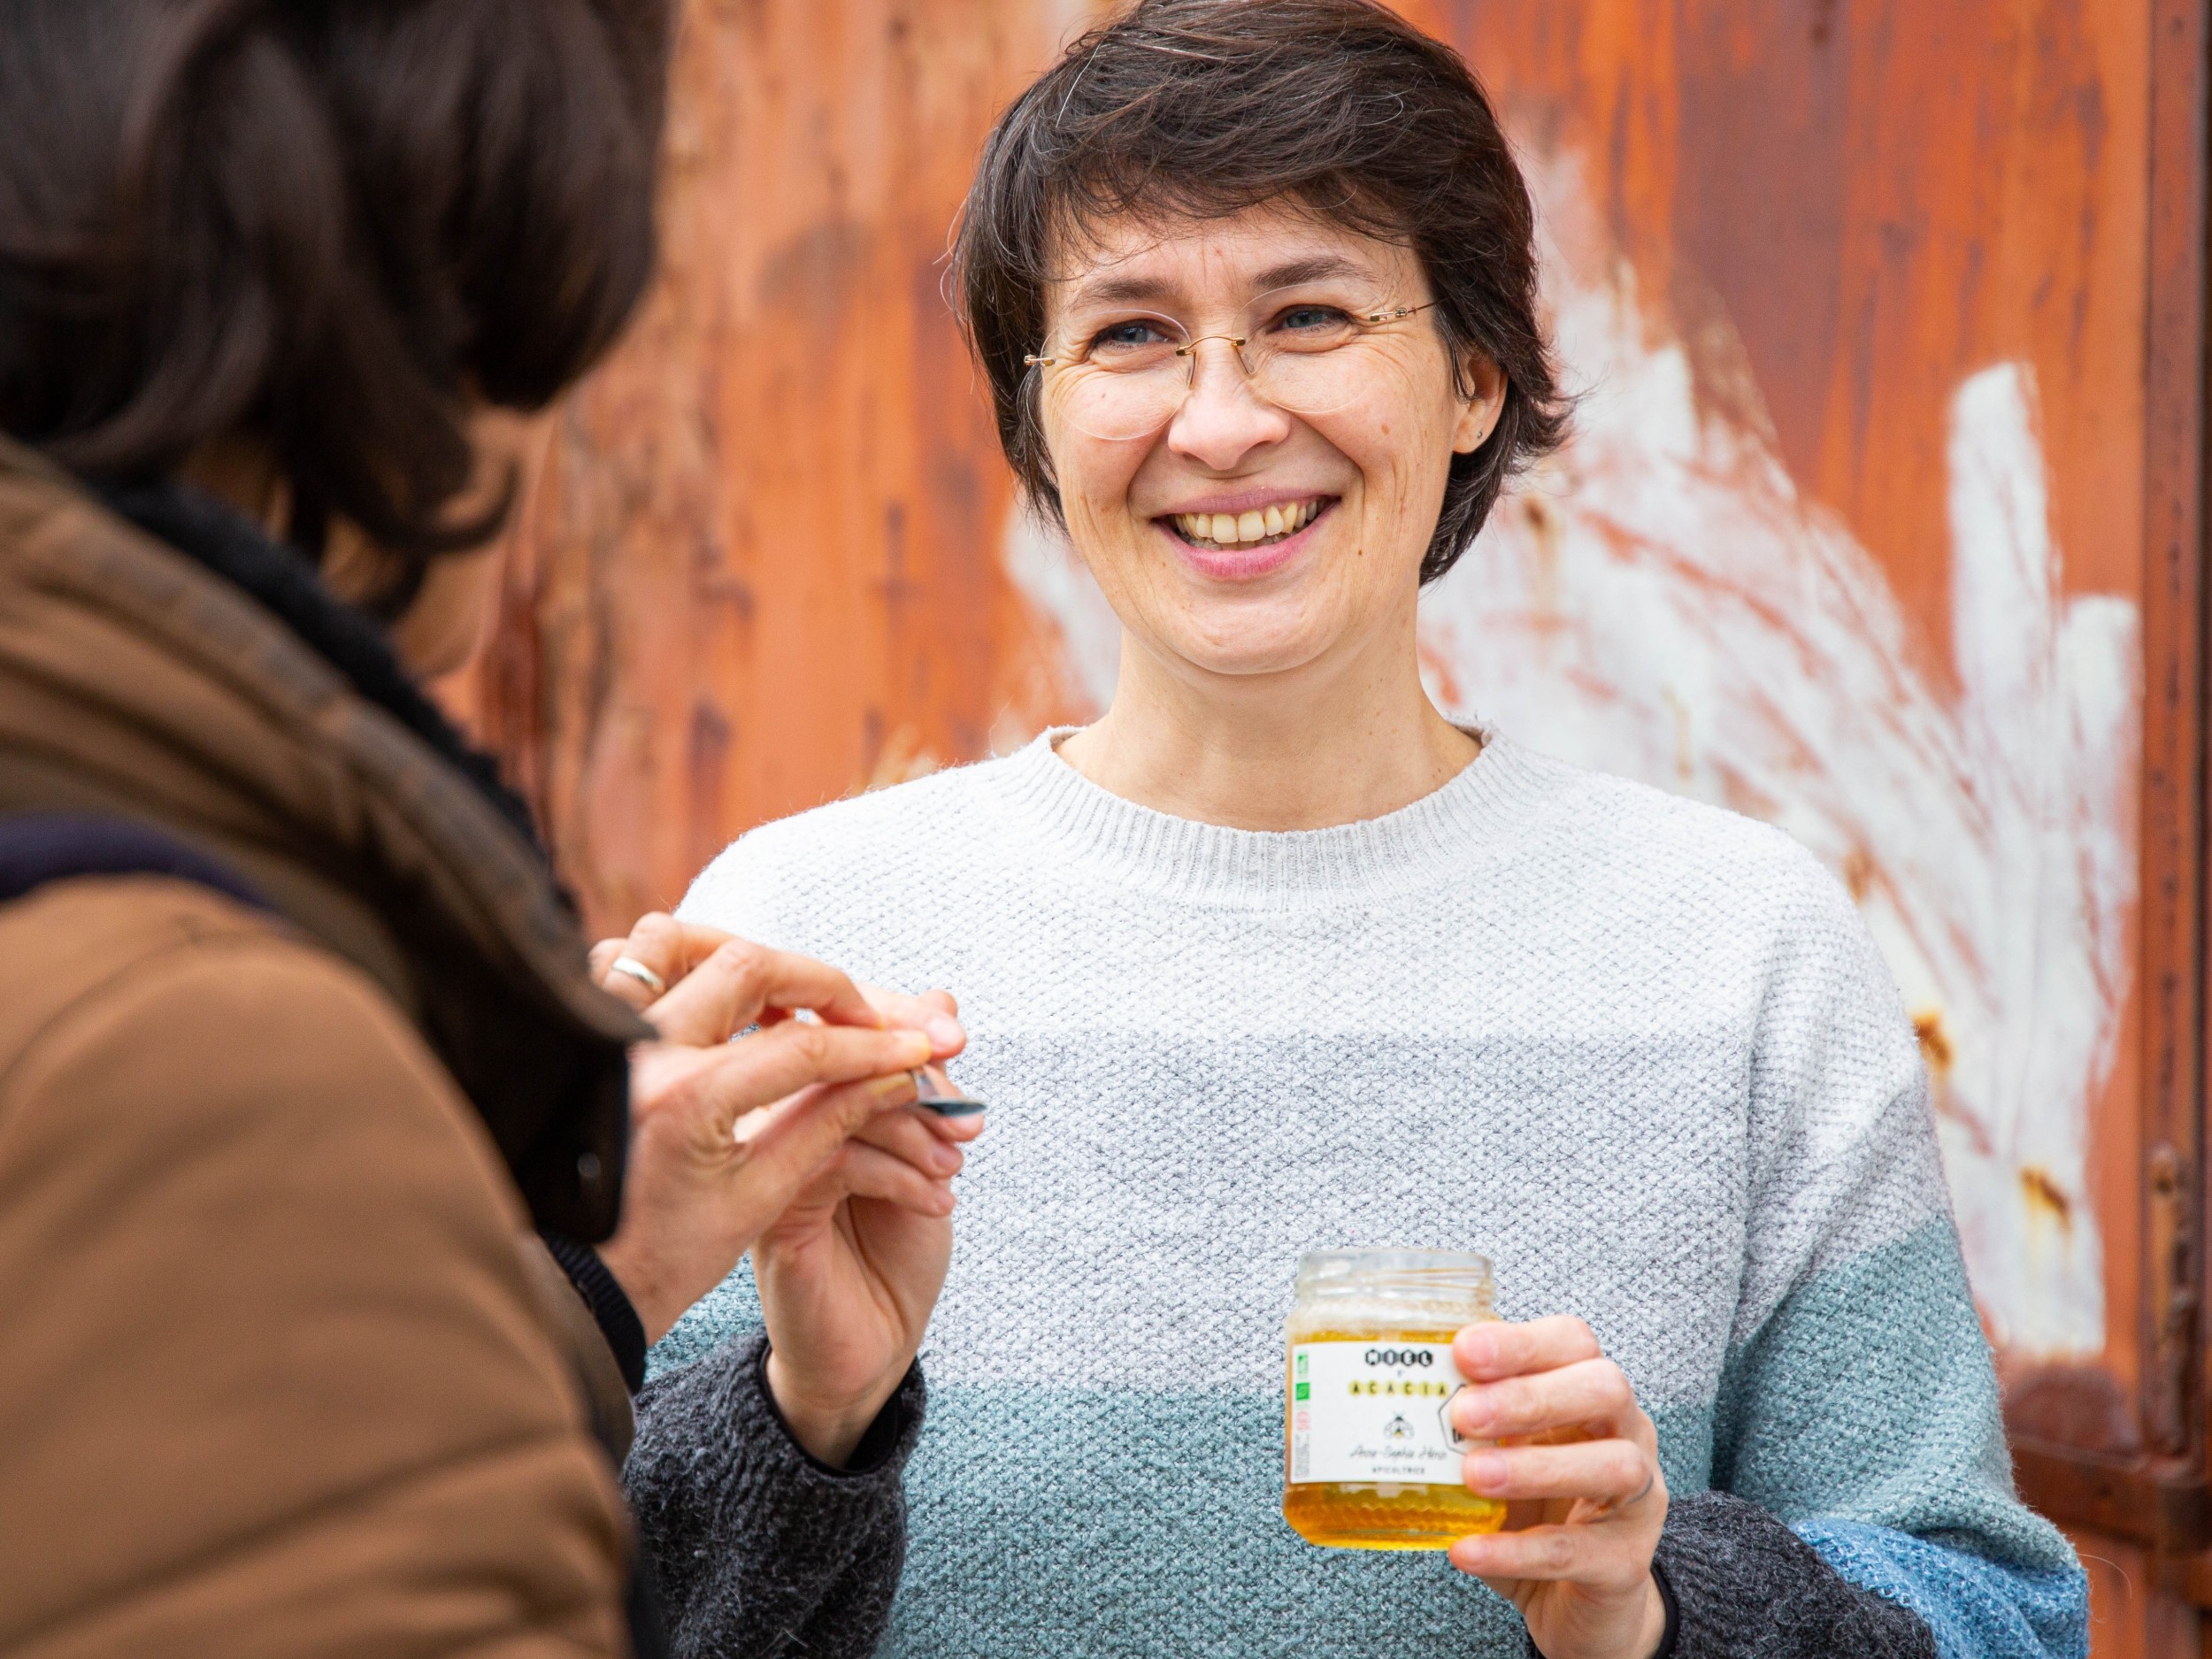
<box><xmin>1171</xmin><ymin>498</ymin><xmax>1324</xmax><ymax>549</ymax></box>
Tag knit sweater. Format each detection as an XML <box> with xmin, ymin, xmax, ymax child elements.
<box><xmin>627</xmin><ymin>1335</ymin><xmax>925</xmax><ymax>1658</ymax></box>
<box><xmin>657</xmin><ymin>730</ymin><xmax>2088</xmax><ymax>1659</ymax></box>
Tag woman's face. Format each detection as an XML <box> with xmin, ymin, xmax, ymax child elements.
<box><xmin>1036</xmin><ymin>205</ymin><xmax>1500</xmax><ymax>687</ymax></box>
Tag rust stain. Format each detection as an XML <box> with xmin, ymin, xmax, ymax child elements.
<box><xmin>1417</xmin><ymin>638</ymin><xmax>1465</xmax><ymax>708</ymax></box>
<box><xmin>2020</xmin><ymin>1166</ymin><xmax>2075</xmax><ymax>1233</ymax></box>
<box><xmin>1839</xmin><ymin>846</ymin><xmax>1876</xmax><ymax>902</ymax></box>
<box><xmin>1910</xmin><ymin>1007</ymin><xmax>1953</xmax><ymax>1076</ymax></box>
<box><xmin>1910</xmin><ymin>1006</ymin><xmax>1995</xmax><ymax>1160</ymax></box>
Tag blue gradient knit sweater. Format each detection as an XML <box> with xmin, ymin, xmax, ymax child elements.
<box><xmin>657</xmin><ymin>731</ymin><xmax>2086</xmax><ymax>1659</ymax></box>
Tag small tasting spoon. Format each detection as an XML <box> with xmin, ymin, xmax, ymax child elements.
<box><xmin>910</xmin><ymin>1065</ymin><xmax>987</xmax><ymax>1118</ymax></box>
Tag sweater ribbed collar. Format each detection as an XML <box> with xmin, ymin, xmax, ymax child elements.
<box><xmin>992</xmin><ymin>726</ymin><xmax>1565</xmax><ymax>909</ymax></box>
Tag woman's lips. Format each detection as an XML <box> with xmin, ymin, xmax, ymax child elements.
<box><xmin>1158</xmin><ymin>496</ymin><xmax>1334</xmax><ymax>580</ymax></box>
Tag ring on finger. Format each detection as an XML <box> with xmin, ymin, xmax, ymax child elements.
<box><xmin>1586</xmin><ymin>1461</ymin><xmax>1657</xmax><ymax>1519</ymax></box>
<box><xmin>609</xmin><ymin>956</ymin><xmax>668</xmax><ymax>998</ymax></box>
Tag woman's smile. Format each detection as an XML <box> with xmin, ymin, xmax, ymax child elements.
<box><xmin>1159</xmin><ymin>493</ymin><xmax>1337</xmax><ymax>579</ymax></box>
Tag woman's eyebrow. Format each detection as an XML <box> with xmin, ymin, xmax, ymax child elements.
<box><xmin>1065</xmin><ymin>254</ymin><xmax>1370</xmax><ymax>310</ymax></box>
<box><xmin>1068</xmin><ymin>273</ymin><xmax>1179</xmax><ymax>307</ymax></box>
<box><xmin>1251</xmin><ymin>255</ymin><xmax>1367</xmax><ymax>288</ymax></box>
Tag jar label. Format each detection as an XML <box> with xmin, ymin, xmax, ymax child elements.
<box><xmin>1287</xmin><ymin>1340</ymin><xmax>1472</xmax><ymax>1487</ymax></box>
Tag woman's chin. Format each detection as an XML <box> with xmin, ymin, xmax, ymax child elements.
<box><xmin>1153</xmin><ymin>617</ymin><xmax>1340</xmax><ymax>681</ymax></box>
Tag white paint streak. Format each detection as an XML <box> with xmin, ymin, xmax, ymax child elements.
<box><xmin>995</xmin><ymin>150</ymin><xmax>2139</xmax><ymax>1358</ymax></box>
<box><xmin>1001</xmin><ymin>505</ymin><xmax>1123</xmax><ymax>713</ymax></box>
<box><xmin>1421</xmin><ymin>154</ymin><xmax>2137</xmax><ymax>1355</ymax></box>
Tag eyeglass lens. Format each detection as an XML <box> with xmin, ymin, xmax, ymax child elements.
<box><xmin>1039</xmin><ymin>285</ymin><xmax>1419</xmax><ymax>441</ymax></box>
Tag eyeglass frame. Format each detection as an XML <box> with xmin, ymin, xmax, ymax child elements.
<box><xmin>1022</xmin><ymin>296</ymin><xmax>1444</xmax><ymax>382</ymax></box>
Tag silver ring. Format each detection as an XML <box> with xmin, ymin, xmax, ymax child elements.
<box><xmin>608</xmin><ymin>956</ymin><xmax>667</xmax><ymax>998</ymax></box>
<box><xmin>1622</xmin><ymin>1465</ymin><xmax>1656</xmax><ymax>1509</ymax></box>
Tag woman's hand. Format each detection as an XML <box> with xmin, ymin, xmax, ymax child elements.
<box><xmin>1447</xmin><ymin>1317</ymin><xmax>1670</xmax><ymax>1659</ymax></box>
<box><xmin>754</xmin><ymin>1041</ymin><xmax>984</xmax><ymax>1464</ymax></box>
<box><xmin>586</xmin><ymin>915</ymin><xmax>965</xmax><ymax>1345</ymax></box>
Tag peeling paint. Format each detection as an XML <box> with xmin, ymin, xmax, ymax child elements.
<box><xmin>1418</xmin><ymin>150</ymin><xmax>2137</xmax><ymax>1357</ymax></box>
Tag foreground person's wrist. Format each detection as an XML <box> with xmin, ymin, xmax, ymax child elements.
<box><xmin>762</xmin><ymin>1348</ymin><xmax>906</xmax><ymax>1469</ymax></box>
<box><xmin>1632</xmin><ymin>1566</ymin><xmax>1672</xmax><ymax>1659</ymax></box>
<box><xmin>1645</xmin><ymin>1557</ymin><xmax>1679</xmax><ymax>1658</ymax></box>
<box><xmin>1525</xmin><ymin>1572</ymin><xmax>1670</xmax><ymax>1659</ymax></box>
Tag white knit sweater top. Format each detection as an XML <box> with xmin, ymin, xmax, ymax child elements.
<box><xmin>659</xmin><ymin>730</ymin><xmax>2080</xmax><ymax>1659</ymax></box>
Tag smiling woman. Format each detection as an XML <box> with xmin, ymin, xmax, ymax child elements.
<box><xmin>656</xmin><ymin>4</ymin><xmax>2089</xmax><ymax>1658</ymax></box>
<box><xmin>1019</xmin><ymin>204</ymin><xmax>1509</xmax><ymax>830</ymax></box>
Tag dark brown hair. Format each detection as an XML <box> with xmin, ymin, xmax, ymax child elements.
<box><xmin>954</xmin><ymin>0</ymin><xmax>1566</xmax><ymax>584</ymax></box>
<box><xmin>0</xmin><ymin>0</ymin><xmax>672</xmax><ymax>603</ymax></box>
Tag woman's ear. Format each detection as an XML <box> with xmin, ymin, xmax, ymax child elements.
<box><xmin>1451</xmin><ymin>351</ymin><xmax>1506</xmax><ymax>454</ymax></box>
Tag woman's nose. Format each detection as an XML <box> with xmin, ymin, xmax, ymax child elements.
<box><xmin>1165</xmin><ymin>339</ymin><xmax>1292</xmax><ymax>467</ymax></box>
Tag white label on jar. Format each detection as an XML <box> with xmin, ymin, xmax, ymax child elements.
<box><xmin>1287</xmin><ymin>1340</ymin><xmax>1473</xmax><ymax>1487</ymax></box>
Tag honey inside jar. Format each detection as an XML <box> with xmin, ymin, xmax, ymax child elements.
<box><xmin>1283</xmin><ymin>1250</ymin><xmax>1504</xmax><ymax>1551</ymax></box>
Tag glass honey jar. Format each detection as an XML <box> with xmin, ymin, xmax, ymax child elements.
<box><xmin>1283</xmin><ymin>1248</ymin><xmax>1504</xmax><ymax>1550</ymax></box>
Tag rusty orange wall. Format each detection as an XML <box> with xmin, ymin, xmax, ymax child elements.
<box><xmin>443</xmin><ymin>1</ymin><xmax>2193</xmax><ymax>1650</ymax></box>
<box><xmin>455</xmin><ymin>0</ymin><xmax>1091</xmax><ymax>926</ymax></box>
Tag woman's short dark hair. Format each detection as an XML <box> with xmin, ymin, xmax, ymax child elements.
<box><xmin>955</xmin><ymin>0</ymin><xmax>1566</xmax><ymax>584</ymax></box>
<box><xmin>0</xmin><ymin>0</ymin><xmax>671</xmax><ymax>600</ymax></box>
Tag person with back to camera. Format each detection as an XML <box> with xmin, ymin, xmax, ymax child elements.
<box><xmin>664</xmin><ymin>2</ymin><xmax>2091</xmax><ymax>1655</ymax></box>
<box><xmin>0</xmin><ymin>3</ymin><xmax>980</xmax><ymax>1655</ymax></box>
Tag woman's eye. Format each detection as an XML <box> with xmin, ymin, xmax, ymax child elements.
<box><xmin>1265</xmin><ymin>304</ymin><xmax>1359</xmax><ymax>345</ymax></box>
<box><xmin>1087</xmin><ymin>319</ymin><xmax>1175</xmax><ymax>356</ymax></box>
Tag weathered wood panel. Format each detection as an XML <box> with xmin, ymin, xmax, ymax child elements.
<box><xmin>455</xmin><ymin>0</ymin><xmax>1091</xmax><ymax>925</ymax></box>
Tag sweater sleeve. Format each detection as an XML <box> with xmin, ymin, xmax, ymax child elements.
<box><xmin>1652</xmin><ymin>1492</ymin><xmax>1935</xmax><ymax>1656</ymax></box>
<box><xmin>626</xmin><ymin>1331</ymin><xmax>924</xmax><ymax>1659</ymax></box>
<box><xmin>1694</xmin><ymin>855</ymin><xmax>2087</xmax><ymax>1659</ymax></box>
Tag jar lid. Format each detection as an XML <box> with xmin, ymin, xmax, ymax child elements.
<box><xmin>1295</xmin><ymin>1247</ymin><xmax>1493</xmax><ymax>1294</ymax></box>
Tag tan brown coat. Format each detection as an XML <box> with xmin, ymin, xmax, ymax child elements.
<box><xmin>0</xmin><ymin>442</ymin><xmax>650</xmax><ymax>1657</ymax></box>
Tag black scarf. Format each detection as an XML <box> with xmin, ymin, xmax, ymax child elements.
<box><xmin>88</xmin><ymin>474</ymin><xmax>552</xmax><ymax>870</ymax></box>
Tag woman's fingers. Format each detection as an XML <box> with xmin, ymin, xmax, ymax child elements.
<box><xmin>591</xmin><ymin>912</ymin><xmax>702</xmax><ymax>1010</ymax></box>
<box><xmin>1454</xmin><ymin>1315</ymin><xmax>1604</xmax><ymax>1382</ymax></box>
<box><xmin>646</xmin><ymin>937</ymin><xmax>882</xmax><ymax>1045</ymax></box>
<box><xmin>593</xmin><ymin>913</ymin><xmax>885</xmax><ymax>1037</ymax></box>
<box><xmin>852</xmin><ymin>1106</ymin><xmax>968</xmax><ymax>1178</ymax></box>
<box><xmin>594</xmin><ymin>919</ymin><xmax>967</xmax><ymax>1063</ymax></box>
<box><xmin>824</xmin><ymin>1142</ymin><xmax>959</xmax><ymax>1216</ymax></box>
<box><xmin>638</xmin><ymin>1022</ymin><xmax>929</xmax><ymax>1142</ymax></box>
<box><xmin>1448</xmin><ymin>1519</ymin><xmax>1652</xmax><ymax>1586</ymax></box>
<box><xmin>727</xmin><ymin>1072</ymin><xmax>935</xmax><ymax>1212</ymax></box>
<box><xmin>711</xmin><ymin>1022</ymin><xmax>929</xmax><ymax>1116</ymax></box>
<box><xmin>858</xmin><ymin>981</ymin><xmax>966</xmax><ymax>1057</ymax></box>
<box><xmin>1461</xmin><ymin>1436</ymin><xmax>1653</xmax><ymax>1506</ymax></box>
<box><xmin>916</xmin><ymin>1104</ymin><xmax>987</xmax><ymax>1145</ymax></box>
<box><xmin>1451</xmin><ymin>1356</ymin><xmax>1640</xmax><ymax>1441</ymax></box>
